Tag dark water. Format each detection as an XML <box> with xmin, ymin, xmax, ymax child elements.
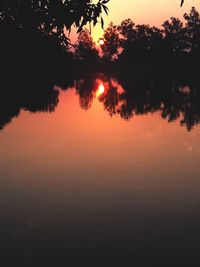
<box><xmin>1</xmin><ymin>73</ymin><xmax>200</xmax><ymax>266</ymax></box>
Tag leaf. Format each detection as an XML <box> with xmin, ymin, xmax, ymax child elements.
<box><xmin>101</xmin><ymin>0</ymin><xmax>110</xmax><ymax>4</ymax></box>
<box><xmin>101</xmin><ymin>17</ymin><xmax>104</xmax><ymax>29</ymax></box>
<box><xmin>102</xmin><ymin>4</ymin><xmax>109</xmax><ymax>15</ymax></box>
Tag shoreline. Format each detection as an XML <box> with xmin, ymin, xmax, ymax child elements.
<box><xmin>63</xmin><ymin>63</ymin><xmax>200</xmax><ymax>77</ymax></box>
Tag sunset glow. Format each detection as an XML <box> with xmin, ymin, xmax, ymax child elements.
<box><xmin>91</xmin><ymin>0</ymin><xmax>200</xmax><ymax>43</ymax></box>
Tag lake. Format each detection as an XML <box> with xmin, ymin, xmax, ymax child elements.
<box><xmin>1</xmin><ymin>73</ymin><xmax>200</xmax><ymax>266</ymax></box>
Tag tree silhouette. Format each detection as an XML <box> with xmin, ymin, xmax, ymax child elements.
<box><xmin>99</xmin><ymin>7</ymin><xmax>200</xmax><ymax>64</ymax></box>
<box><xmin>184</xmin><ymin>7</ymin><xmax>200</xmax><ymax>61</ymax></box>
<box><xmin>0</xmin><ymin>0</ymin><xmax>109</xmax><ymax>69</ymax></box>
<box><xmin>0</xmin><ymin>0</ymin><xmax>110</xmax><ymax>35</ymax></box>
<box><xmin>101</xmin><ymin>22</ymin><xmax>121</xmax><ymax>61</ymax></box>
<box><xmin>74</xmin><ymin>29</ymin><xmax>99</xmax><ymax>63</ymax></box>
<box><xmin>162</xmin><ymin>17</ymin><xmax>187</xmax><ymax>62</ymax></box>
<box><xmin>117</xmin><ymin>21</ymin><xmax>163</xmax><ymax>63</ymax></box>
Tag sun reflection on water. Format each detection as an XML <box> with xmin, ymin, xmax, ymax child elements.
<box><xmin>96</xmin><ymin>84</ymin><xmax>105</xmax><ymax>97</ymax></box>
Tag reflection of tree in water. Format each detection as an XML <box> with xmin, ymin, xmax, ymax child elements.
<box><xmin>0</xmin><ymin>70</ymin><xmax>69</xmax><ymax>130</ymax></box>
<box><xmin>75</xmin><ymin>74</ymin><xmax>200</xmax><ymax>131</ymax></box>
<box><xmin>1</xmin><ymin>72</ymin><xmax>200</xmax><ymax>132</ymax></box>
<box><xmin>75</xmin><ymin>76</ymin><xmax>98</xmax><ymax>110</ymax></box>
<box><xmin>99</xmin><ymin>78</ymin><xmax>124</xmax><ymax>116</ymax></box>
<box><xmin>118</xmin><ymin>77</ymin><xmax>200</xmax><ymax>131</ymax></box>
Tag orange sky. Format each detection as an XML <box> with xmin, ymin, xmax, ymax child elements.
<box><xmin>89</xmin><ymin>0</ymin><xmax>200</xmax><ymax>42</ymax></box>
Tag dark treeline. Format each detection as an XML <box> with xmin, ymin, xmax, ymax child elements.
<box><xmin>75</xmin><ymin>7</ymin><xmax>200</xmax><ymax>64</ymax></box>
<box><xmin>1</xmin><ymin>1</ymin><xmax>200</xmax><ymax>67</ymax></box>
<box><xmin>1</xmin><ymin>72</ymin><xmax>200</xmax><ymax>132</ymax></box>
<box><xmin>57</xmin><ymin>6</ymin><xmax>200</xmax><ymax>65</ymax></box>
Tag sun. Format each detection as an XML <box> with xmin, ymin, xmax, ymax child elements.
<box><xmin>96</xmin><ymin>84</ymin><xmax>105</xmax><ymax>97</ymax></box>
<box><xmin>98</xmin><ymin>38</ymin><xmax>105</xmax><ymax>46</ymax></box>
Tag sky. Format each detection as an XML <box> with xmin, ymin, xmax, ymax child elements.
<box><xmin>88</xmin><ymin>0</ymin><xmax>200</xmax><ymax>43</ymax></box>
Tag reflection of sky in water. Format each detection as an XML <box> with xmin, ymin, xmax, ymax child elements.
<box><xmin>1</xmin><ymin>75</ymin><xmax>200</xmax><ymax>266</ymax></box>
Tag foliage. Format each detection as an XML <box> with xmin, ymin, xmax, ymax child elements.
<box><xmin>162</xmin><ymin>18</ymin><xmax>187</xmax><ymax>59</ymax></box>
<box><xmin>0</xmin><ymin>0</ymin><xmax>110</xmax><ymax>66</ymax></box>
<box><xmin>101</xmin><ymin>22</ymin><xmax>121</xmax><ymax>60</ymax></box>
<box><xmin>184</xmin><ymin>7</ymin><xmax>200</xmax><ymax>55</ymax></box>
<box><xmin>0</xmin><ymin>0</ymin><xmax>110</xmax><ymax>34</ymax></box>
<box><xmin>74</xmin><ymin>29</ymin><xmax>99</xmax><ymax>62</ymax></box>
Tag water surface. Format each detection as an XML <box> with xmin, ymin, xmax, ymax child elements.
<box><xmin>1</xmin><ymin>74</ymin><xmax>200</xmax><ymax>266</ymax></box>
